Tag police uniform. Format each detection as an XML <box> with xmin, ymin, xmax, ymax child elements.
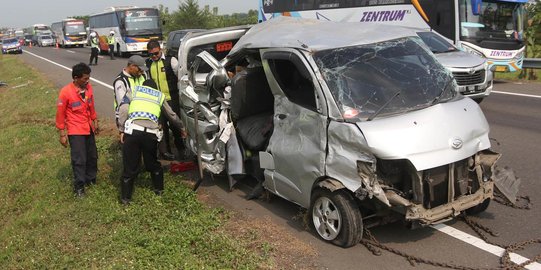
<box><xmin>145</xmin><ymin>55</ymin><xmax>184</xmax><ymax>159</ymax></box>
<box><xmin>118</xmin><ymin>84</ymin><xmax>183</xmax><ymax>204</ymax></box>
<box><xmin>89</xmin><ymin>33</ymin><xmax>99</xmax><ymax>65</ymax></box>
<box><xmin>107</xmin><ymin>32</ymin><xmax>115</xmax><ymax>60</ymax></box>
<box><xmin>113</xmin><ymin>70</ymin><xmax>146</xmax><ymax>131</ymax></box>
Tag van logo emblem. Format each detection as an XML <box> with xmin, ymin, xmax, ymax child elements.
<box><xmin>468</xmin><ymin>68</ymin><xmax>476</xmax><ymax>75</ymax></box>
<box><xmin>451</xmin><ymin>138</ymin><xmax>463</xmax><ymax>149</ymax></box>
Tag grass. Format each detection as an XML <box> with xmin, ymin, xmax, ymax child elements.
<box><xmin>494</xmin><ymin>69</ymin><xmax>541</xmax><ymax>82</ymax></box>
<box><xmin>0</xmin><ymin>55</ymin><xmax>273</xmax><ymax>269</ymax></box>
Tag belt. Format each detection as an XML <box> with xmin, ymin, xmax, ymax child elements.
<box><xmin>131</xmin><ymin>123</ymin><xmax>159</xmax><ymax>135</ymax></box>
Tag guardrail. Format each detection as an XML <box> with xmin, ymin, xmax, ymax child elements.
<box><xmin>523</xmin><ymin>58</ymin><xmax>541</xmax><ymax>69</ymax></box>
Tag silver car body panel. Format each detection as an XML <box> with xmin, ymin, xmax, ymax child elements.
<box><xmin>356</xmin><ymin>97</ymin><xmax>491</xmax><ymax>171</ymax></box>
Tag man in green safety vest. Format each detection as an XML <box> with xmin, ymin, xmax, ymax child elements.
<box><xmin>117</xmin><ymin>79</ymin><xmax>184</xmax><ymax>205</ymax></box>
<box><xmin>145</xmin><ymin>39</ymin><xmax>184</xmax><ymax>161</ymax></box>
<box><xmin>107</xmin><ymin>30</ymin><xmax>115</xmax><ymax>60</ymax></box>
<box><xmin>113</xmin><ymin>55</ymin><xmax>147</xmax><ymax>136</ymax></box>
<box><xmin>89</xmin><ymin>32</ymin><xmax>99</xmax><ymax>66</ymax></box>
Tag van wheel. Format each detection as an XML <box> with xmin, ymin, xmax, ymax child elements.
<box><xmin>309</xmin><ymin>188</ymin><xmax>363</xmax><ymax>248</ymax></box>
<box><xmin>466</xmin><ymin>198</ymin><xmax>491</xmax><ymax>215</ymax></box>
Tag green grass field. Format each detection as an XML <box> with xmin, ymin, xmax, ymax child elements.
<box><xmin>0</xmin><ymin>55</ymin><xmax>274</xmax><ymax>269</ymax></box>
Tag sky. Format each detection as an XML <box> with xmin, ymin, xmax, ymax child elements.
<box><xmin>0</xmin><ymin>0</ymin><xmax>259</xmax><ymax>29</ymax></box>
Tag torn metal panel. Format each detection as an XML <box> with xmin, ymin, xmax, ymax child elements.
<box><xmin>493</xmin><ymin>166</ymin><xmax>521</xmax><ymax>205</ymax></box>
<box><xmin>325</xmin><ymin>121</ymin><xmax>390</xmax><ymax>204</ymax></box>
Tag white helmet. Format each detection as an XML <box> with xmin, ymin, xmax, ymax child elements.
<box><xmin>90</xmin><ymin>32</ymin><xmax>97</xmax><ymax>37</ymax></box>
<box><xmin>109</xmin><ymin>30</ymin><xmax>114</xmax><ymax>35</ymax></box>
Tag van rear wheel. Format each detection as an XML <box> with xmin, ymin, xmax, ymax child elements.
<box><xmin>466</xmin><ymin>198</ymin><xmax>491</xmax><ymax>215</ymax></box>
<box><xmin>310</xmin><ymin>188</ymin><xmax>363</xmax><ymax>248</ymax></box>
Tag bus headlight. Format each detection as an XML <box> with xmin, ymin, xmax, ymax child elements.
<box><xmin>513</xmin><ymin>51</ymin><xmax>524</xmax><ymax>62</ymax></box>
<box><xmin>462</xmin><ymin>45</ymin><xmax>484</xmax><ymax>58</ymax></box>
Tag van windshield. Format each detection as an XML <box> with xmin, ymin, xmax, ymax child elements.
<box><xmin>314</xmin><ymin>37</ymin><xmax>457</xmax><ymax>121</ymax></box>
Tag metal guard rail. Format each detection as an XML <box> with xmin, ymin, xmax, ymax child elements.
<box><xmin>523</xmin><ymin>58</ymin><xmax>541</xmax><ymax>69</ymax></box>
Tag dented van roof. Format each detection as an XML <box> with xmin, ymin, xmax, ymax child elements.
<box><xmin>230</xmin><ymin>16</ymin><xmax>422</xmax><ymax>55</ymax></box>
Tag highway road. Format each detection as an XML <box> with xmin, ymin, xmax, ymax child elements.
<box><xmin>17</xmin><ymin>46</ymin><xmax>541</xmax><ymax>270</ymax></box>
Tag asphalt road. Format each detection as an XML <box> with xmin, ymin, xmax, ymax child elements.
<box><xmin>16</xmin><ymin>46</ymin><xmax>541</xmax><ymax>270</ymax></box>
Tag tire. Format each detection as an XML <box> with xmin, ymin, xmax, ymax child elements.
<box><xmin>309</xmin><ymin>188</ymin><xmax>363</xmax><ymax>248</ymax></box>
<box><xmin>466</xmin><ymin>198</ymin><xmax>491</xmax><ymax>215</ymax></box>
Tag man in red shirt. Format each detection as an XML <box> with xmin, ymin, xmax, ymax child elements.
<box><xmin>55</xmin><ymin>63</ymin><xmax>99</xmax><ymax>197</ymax></box>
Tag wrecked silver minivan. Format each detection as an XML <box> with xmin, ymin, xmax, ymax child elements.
<box><xmin>178</xmin><ymin>17</ymin><xmax>500</xmax><ymax>247</ymax></box>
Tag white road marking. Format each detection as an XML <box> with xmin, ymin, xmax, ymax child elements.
<box><xmin>432</xmin><ymin>224</ymin><xmax>541</xmax><ymax>269</ymax></box>
<box><xmin>66</xmin><ymin>50</ymin><xmax>76</xmax><ymax>54</ymax></box>
<box><xmin>24</xmin><ymin>50</ymin><xmax>113</xmax><ymax>90</ymax></box>
<box><xmin>493</xmin><ymin>91</ymin><xmax>541</xmax><ymax>99</ymax></box>
<box><xmin>23</xmin><ymin>49</ymin><xmax>541</xmax><ymax>268</ymax></box>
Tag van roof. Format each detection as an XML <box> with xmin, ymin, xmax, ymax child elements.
<box><xmin>230</xmin><ymin>17</ymin><xmax>421</xmax><ymax>55</ymax></box>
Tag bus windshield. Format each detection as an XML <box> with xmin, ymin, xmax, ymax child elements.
<box><xmin>65</xmin><ymin>23</ymin><xmax>85</xmax><ymax>35</ymax></box>
<box><xmin>314</xmin><ymin>37</ymin><xmax>457</xmax><ymax>121</ymax></box>
<box><xmin>120</xmin><ymin>9</ymin><xmax>160</xmax><ymax>34</ymax></box>
<box><xmin>459</xmin><ymin>0</ymin><xmax>525</xmax><ymax>46</ymax></box>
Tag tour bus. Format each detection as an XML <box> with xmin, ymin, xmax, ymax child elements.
<box><xmin>51</xmin><ymin>19</ymin><xmax>87</xmax><ymax>47</ymax></box>
<box><xmin>89</xmin><ymin>6</ymin><xmax>163</xmax><ymax>56</ymax></box>
<box><xmin>258</xmin><ymin>0</ymin><xmax>528</xmax><ymax>73</ymax></box>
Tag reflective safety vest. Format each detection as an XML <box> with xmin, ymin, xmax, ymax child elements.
<box><xmin>149</xmin><ymin>59</ymin><xmax>171</xmax><ymax>100</ymax></box>
<box><xmin>90</xmin><ymin>37</ymin><xmax>99</xmax><ymax>48</ymax></box>
<box><xmin>128</xmin><ymin>85</ymin><xmax>165</xmax><ymax>124</ymax></box>
<box><xmin>113</xmin><ymin>73</ymin><xmax>145</xmax><ymax>111</ymax></box>
<box><xmin>107</xmin><ymin>35</ymin><xmax>115</xmax><ymax>45</ymax></box>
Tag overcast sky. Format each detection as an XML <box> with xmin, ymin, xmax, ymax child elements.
<box><xmin>1</xmin><ymin>0</ymin><xmax>259</xmax><ymax>29</ymax></box>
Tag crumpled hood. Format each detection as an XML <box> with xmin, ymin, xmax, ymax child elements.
<box><xmin>356</xmin><ymin>98</ymin><xmax>491</xmax><ymax>171</ymax></box>
<box><xmin>434</xmin><ymin>50</ymin><xmax>486</xmax><ymax>69</ymax></box>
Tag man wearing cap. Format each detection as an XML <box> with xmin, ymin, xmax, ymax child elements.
<box><xmin>145</xmin><ymin>39</ymin><xmax>185</xmax><ymax>160</ymax></box>
<box><xmin>112</xmin><ymin>55</ymin><xmax>147</xmax><ymax>135</ymax></box>
<box><xmin>118</xmin><ymin>79</ymin><xmax>184</xmax><ymax>205</ymax></box>
<box><xmin>107</xmin><ymin>30</ymin><xmax>116</xmax><ymax>60</ymax></box>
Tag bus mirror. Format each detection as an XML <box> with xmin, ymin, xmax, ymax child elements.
<box><xmin>471</xmin><ymin>0</ymin><xmax>482</xmax><ymax>15</ymax></box>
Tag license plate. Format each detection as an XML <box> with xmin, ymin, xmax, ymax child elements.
<box><xmin>495</xmin><ymin>66</ymin><xmax>508</xmax><ymax>72</ymax></box>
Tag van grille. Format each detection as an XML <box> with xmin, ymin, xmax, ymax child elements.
<box><xmin>452</xmin><ymin>70</ymin><xmax>485</xmax><ymax>86</ymax></box>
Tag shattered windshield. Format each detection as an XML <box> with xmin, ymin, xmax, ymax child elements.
<box><xmin>314</xmin><ymin>37</ymin><xmax>457</xmax><ymax>121</ymax></box>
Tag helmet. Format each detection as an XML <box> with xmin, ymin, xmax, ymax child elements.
<box><xmin>109</xmin><ymin>30</ymin><xmax>114</xmax><ymax>35</ymax></box>
<box><xmin>90</xmin><ymin>32</ymin><xmax>97</xmax><ymax>37</ymax></box>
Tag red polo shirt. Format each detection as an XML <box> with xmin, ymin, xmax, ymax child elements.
<box><xmin>55</xmin><ymin>82</ymin><xmax>97</xmax><ymax>135</ymax></box>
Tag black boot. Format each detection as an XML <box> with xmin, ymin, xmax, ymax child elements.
<box><xmin>246</xmin><ymin>181</ymin><xmax>264</xmax><ymax>200</ymax></box>
<box><xmin>121</xmin><ymin>177</ymin><xmax>135</xmax><ymax>205</ymax></box>
<box><xmin>151</xmin><ymin>169</ymin><xmax>164</xmax><ymax>195</ymax></box>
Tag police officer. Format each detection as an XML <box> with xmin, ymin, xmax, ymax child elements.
<box><xmin>89</xmin><ymin>32</ymin><xmax>99</xmax><ymax>66</ymax></box>
<box><xmin>145</xmin><ymin>39</ymin><xmax>184</xmax><ymax>160</ymax></box>
<box><xmin>107</xmin><ymin>30</ymin><xmax>115</xmax><ymax>60</ymax></box>
<box><xmin>113</xmin><ymin>55</ymin><xmax>147</xmax><ymax>133</ymax></box>
<box><xmin>118</xmin><ymin>79</ymin><xmax>184</xmax><ymax>205</ymax></box>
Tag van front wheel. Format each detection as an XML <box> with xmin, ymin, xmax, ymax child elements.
<box><xmin>310</xmin><ymin>189</ymin><xmax>363</xmax><ymax>248</ymax></box>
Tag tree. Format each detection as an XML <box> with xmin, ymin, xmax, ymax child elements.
<box><xmin>520</xmin><ymin>0</ymin><xmax>541</xmax><ymax>80</ymax></box>
<box><xmin>171</xmin><ymin>0</ymin><xmax>212</xmax><ymax>29</ymax></box>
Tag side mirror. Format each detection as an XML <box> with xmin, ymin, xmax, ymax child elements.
<box><xmin>471</xmin><ymin>0</ymin><xmax>482</xmax><ymax>15</ymax></box>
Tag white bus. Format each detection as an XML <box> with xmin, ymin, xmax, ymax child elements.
<box><xmin>32</xmin><ymin>24</ymin><xmax>52</xmax><ymax>36</ymax></box>
<box><xmin>89</xmin><ymin>6</ymin><xmax>163</xmax><ymax>56</ymax></box>
<box><xmin>51</xmin><ymin>19</ymin><xmax>87</xmax><ymax>47</ymax></box>
<box><xmin>258</xmin><ymin>0</ymin><xmax>528</xmax><ymax>73</ymax></box>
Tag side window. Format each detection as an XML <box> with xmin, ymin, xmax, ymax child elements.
<box><xmin>268</xmin><ymin>58</ymin><xmax>317</xmax><ymax>111</ymax></box>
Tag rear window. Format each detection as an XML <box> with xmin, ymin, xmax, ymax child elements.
<box><xmin>187</xmin><ymin>39</ymin><xmax>239</xmax><ymax>73</ymax></box>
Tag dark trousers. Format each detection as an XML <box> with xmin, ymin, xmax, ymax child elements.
<box><xmin>108</xmin><ymin>45</ymin><xmax>115</xmax><ymax>59</ymax></box>
<box><xmin>89</xmin><ymin>48</ymin><xmax>99</xmax><ymax>65</ymax></box>
<box><xmin>68</xmin><ymin>133</ymin><xmax>98</xmax><ymax>192</ymax></box>
<box><xmin>121</xmin><ymin>130</ymin><xmax>164</xmax><ymax>201</ymax></box>
<box><xmin>160</xmin><ymin>99</ymin><xmax>185</xmax><ymax>156</ymax></box>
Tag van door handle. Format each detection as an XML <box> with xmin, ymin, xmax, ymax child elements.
<box><xmin>277</xmin><ymin>114</ymin><xmax>287</xmax><ymax>120</ymax></box>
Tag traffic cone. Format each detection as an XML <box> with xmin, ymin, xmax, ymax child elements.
<box><xmin>29</xmin><ymin>42</ymin><xmax>32</xmax><ymax>48</ymax></box>
<box><xmin>55</xmin><ymin>42</ymin><xmax>59</xmax><ymax>49</ymax></box>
